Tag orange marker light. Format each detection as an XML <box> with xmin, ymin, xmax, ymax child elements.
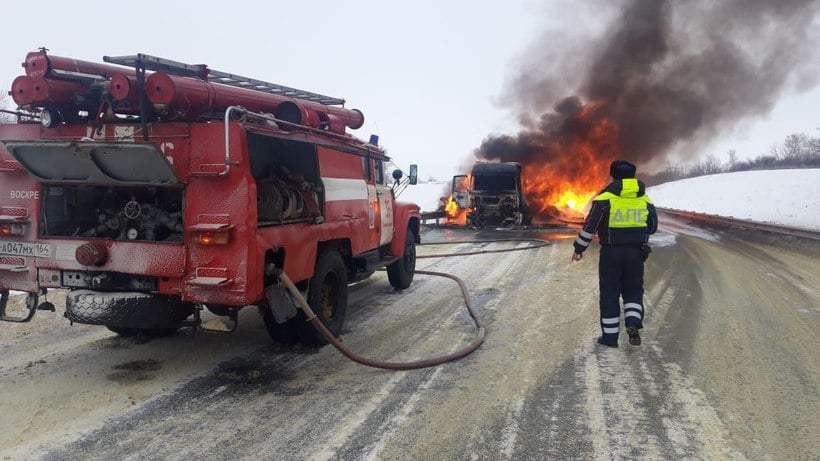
<box><xmin>196</xmin><ymin>230</ymin><xmax>230</xmax><ymax>245</ymax></box>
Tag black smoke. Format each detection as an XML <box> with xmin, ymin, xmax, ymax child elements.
<box><xmin>477</xmin><ymin>0</ymin><xmax>820</xmax><ymax>171</ymax></box>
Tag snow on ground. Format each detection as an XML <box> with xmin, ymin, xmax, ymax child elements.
<box><xmin>647</xmin><ymin>168</ymin><xmax>820</xmax><ymax>231</ymax></box>
<box><xmin>398</xmin><ymin>169</ymin><xmax>820</xmax><ymax>231</ymax></box>
<box><xmin>396</xmin><ymin>181</ymin><xmax>450</xmax><ymax>212</ymax></box>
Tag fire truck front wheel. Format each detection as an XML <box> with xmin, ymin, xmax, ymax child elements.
<box><xmin>387</xmin><ymin>228</ymin><xmax>416</xmax><ymax>290</ymax></box>
<box><xmin>297</xmin><ymin>249</ymin><xmax>349</xmax><ymax>346</ymax></box>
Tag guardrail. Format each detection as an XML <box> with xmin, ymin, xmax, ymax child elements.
<box><xmin>659</xmin><ymin>208</ymin><xmax>820</xmax><ymax>241</ymax></box>
<box><xmin>421</xmin><ymin>211</ymin><xmax>447</xmax><ymax>225</ymax></box>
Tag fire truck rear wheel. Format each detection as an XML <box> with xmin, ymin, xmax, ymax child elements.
<box><xmin>297</xmin><ymin>249</ymin><xmax>348</xmax><ymax>346</ymax></box>
<box><xmin>387</xmin><ymin>228</ymin><xmax>416</xmax><ymax>290</ymax></box>
<box><xmin>260</xmin><ymin>302</ymin><xmax>300</xmax><ymax>345</ymax></box>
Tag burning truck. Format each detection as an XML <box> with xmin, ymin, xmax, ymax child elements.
<box><xmin>446</xmin><ymin>162</ymin><xmax>532</xmax><ymax>227</ymax></box>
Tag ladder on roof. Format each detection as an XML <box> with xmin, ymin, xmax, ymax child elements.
<box><xmin>103</xmin><ymin>53</ymin><xmax>346</xmax><ymax>106</ymax></box>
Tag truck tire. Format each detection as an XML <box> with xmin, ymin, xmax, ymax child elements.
<box><xmin>296</xmin><ymin>249</ymin><xmax>348</xmax><ymax>346</ymax></box>
<box><xmin>387</xmin><ymin>228</ymin><xmax>416</xmax><ymax>289</ymax></box>
<box><xmin>65</xmin><ymin>290</ymin><xmax>193</xmax><ymax>331</ymax></box>
<box><xmin>260</xmin><ymin>303</ymin><xmax>300</xmax><ymax>345</ymax></box>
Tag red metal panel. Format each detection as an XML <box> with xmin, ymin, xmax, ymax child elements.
<box><xmin>0</xmin><ymin>125</ymin><xmax>50</xmax><ymax>291</ymax></box>
<box><xmin>181</xmin><ymin>123</ymin><xmax>259</xmax><ymax>305</ymax></box>
<box><xmin>317</xmin><ymin>146</ymin><xmax>365</xmax><ymax>179</ymax></box>
<box><xmin>255</xmin><ymin>223</ymin><xmax>317</xmax><ymax>283</ymax></box>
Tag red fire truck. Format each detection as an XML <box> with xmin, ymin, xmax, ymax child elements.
<box><xmin>0</xmin><ymin>50</ymin><xmax>420</xmax><ymax>345</ymax></box>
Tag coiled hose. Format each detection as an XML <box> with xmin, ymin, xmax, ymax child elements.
<box><xmin>278</xmin><ymin>238</ymin><xmax>550</xmax><ymax>370</ymax></box>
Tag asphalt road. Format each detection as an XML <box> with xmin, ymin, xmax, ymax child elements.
<box><xmin>0</xmin><ymin>220</ymin><xmax>818</xmax><ymax>460</ymax></box>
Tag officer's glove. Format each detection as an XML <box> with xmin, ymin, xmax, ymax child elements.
<box><xmin>641</xmin><ymin>243</ymin><xmax>652</xmax><ymax>262</ymax></box>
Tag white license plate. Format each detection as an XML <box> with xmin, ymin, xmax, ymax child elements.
<box><xmin>0</xmin><ymin>240</ymin><xmax>52</xmax><ymax>258</ymax></box>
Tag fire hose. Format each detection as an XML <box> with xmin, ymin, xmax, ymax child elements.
<box><xmin>277</xmin><ymin>238</ymin><xmax>550</xmax><ymax>370</ymax></box>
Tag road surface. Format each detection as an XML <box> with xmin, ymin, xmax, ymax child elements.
<box><xmin>1</xmin><ymin>220</ymin><xmax>818</xmax><ymax>460</ymax></box>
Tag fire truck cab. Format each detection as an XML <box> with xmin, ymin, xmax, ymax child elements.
<box><xmin>0</xmin><ymin>50</ymin><xmax>421</xmax><ymax>345</ymax></box>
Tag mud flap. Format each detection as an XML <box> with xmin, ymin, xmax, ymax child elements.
<box><xmin>265</xmin><ymin>283</ymin><xmax>299</xmax><ymax>324</ymax></box>
<box><xmin>0</xmin><ymin>290</ymin><xmax>38</xmax><ymax>323</ymax></box>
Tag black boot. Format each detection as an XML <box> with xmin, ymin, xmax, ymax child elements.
<box><xmin>596</xmin><ymin>336</ymin><xmax>618</xmax><ymax>348</ymax></box>
<box><xmin>626</xmin><ymin>325</ymin><xmax>641</xmax><ymax>346</ymax></box>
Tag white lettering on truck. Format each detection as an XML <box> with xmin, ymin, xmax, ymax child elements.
<box><xmin>10</xmin><ymin>190</ymin><xmax>39</xmax><ymax>199</ymax></box>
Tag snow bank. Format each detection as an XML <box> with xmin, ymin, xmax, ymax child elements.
<box><xmin>647</xmin><ymin>169</ymin><xmax>820</xmax><ymax>231</ymax></box>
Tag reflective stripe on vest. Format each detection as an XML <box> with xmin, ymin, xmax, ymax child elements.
<box><xmin>596</xmin><ymin>179</ymin><xmax>651</xmax><ymax>229</ymax></box>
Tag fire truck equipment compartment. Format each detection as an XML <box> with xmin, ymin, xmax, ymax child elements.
<box><xmin>2</xmin><ymin>141</ymin><xmax>179</xmax><ymax>186</ymax></box>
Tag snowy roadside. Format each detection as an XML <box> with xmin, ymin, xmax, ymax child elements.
<box><xmin>647</xmin><ymin>168</ymin><xmax>820</xmax><ymax>231</ymax></box>
<box><xmin>399</xmin><ymin>169</ymin><xmax>820</xmax><ymax>231</ymax></box>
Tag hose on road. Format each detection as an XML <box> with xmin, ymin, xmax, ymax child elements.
<box><xmin>417</xmin><ymin>238</ymin><xmax>550</xmax><ymax>259</ymax></box>
<box><xmin>277</xmin><ymin>237</ymin><xmax>550</xmax><ymax>370</ymax></box>
<box><xmin>279</xmin><ymin>270</ymin><xmax>483</xmax><ymax>370</ymax></box>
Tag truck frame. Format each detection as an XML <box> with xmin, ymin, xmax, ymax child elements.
<box><xmin>0</xmin><ymin>50</ymin><xmax>420</xmax><ymax>345</ymax></box>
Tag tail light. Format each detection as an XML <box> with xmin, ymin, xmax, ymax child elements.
<box><xmin>0</xmin><ymin>223</ymin><xmax>25</xmax><ymax>237</ymax></box>
<box><xmin>194</xmin><ymin>230</ymin><xmax>230</xmax><ymax>245</ymax></box>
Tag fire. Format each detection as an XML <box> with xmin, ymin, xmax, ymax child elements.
<box><xmin>444</xmin><ymin>195</ymin><xmax>468</xmax><ymax>225</ymax></box>
<box><xmin>519</xmin><ymin>103</ymin><xmax>620</xmax><ymax>220</ymax></box>
<box><xmin>440</xmin><ymin>174</ymin><xmax>471</xmax><ymax>225</ymax></box>
<box><xmin>445</xmin><ymin>195</ymin><xmax>460</xmax><ymax>216</ymax></box>
<box><xmin>554</xmin><ymin>189</ymin><xmax>597</xmax><ymax>213</ymax></box>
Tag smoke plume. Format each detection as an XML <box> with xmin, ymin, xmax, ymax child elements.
<box><xmin>476</xmin><ymin>0</ymin><xmax>820</xmax><ymax>176</ymax></box>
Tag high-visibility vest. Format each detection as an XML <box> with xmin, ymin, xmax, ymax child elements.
<box><xmin>595</xmin><ymin>179</ymin><xmax>652</xmax><ymax>229</ymax></box>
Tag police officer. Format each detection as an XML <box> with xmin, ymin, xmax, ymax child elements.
<box><xmin>571</xmin><ymin>160</ymin><xmax>658</xmax><ymax>347</ymax></box>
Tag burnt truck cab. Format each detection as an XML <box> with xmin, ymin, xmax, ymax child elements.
<box><xmin>452</xmin><ymin>161</ymin><xmax>531</xmax><ymax>227</ymax></box>
<box><xmin>0</xmin><ymin>50</ymin><xmax>420</xmax><ymax>345</ymax></box>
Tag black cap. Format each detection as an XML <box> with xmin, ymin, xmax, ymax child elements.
<box><xmin>610</xmin><ymin>160</ymin><xmax>636</xmax><ymax>179</ymax></box>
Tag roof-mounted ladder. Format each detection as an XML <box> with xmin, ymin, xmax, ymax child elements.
<box><xmin>103</xmin><ymin>53</ymin><xmax>345</xmax><ymax>106</ymax></box>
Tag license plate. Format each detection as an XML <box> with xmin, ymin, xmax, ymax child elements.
<box><xmin>0</xmin><ymin>240</ymin><xmax>51</xmax><ymax>258</ymax></box>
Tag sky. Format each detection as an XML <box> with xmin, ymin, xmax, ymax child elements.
<box><xmin>402</xmin><ymin>168</ymin><xmax>820</xmax><ymax>231</ymax></box>
<box><xmin>1</xmin><ymin>1</ymin><xmax>819</xmax><ymax>180</ymax></box>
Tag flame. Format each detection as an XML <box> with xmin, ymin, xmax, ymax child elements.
<box><xmin>520</xmin><ymin>103</ymin><xmax>620</xmax><ymax>220</ymax></box>
<box><xmin>437</xmin><ymin>174</ymin><xmax>471</xmax><ymax>225</ymax></box>
<box><xmin>444</xmin><ymin>195</ymin><xmax>468</xmax><ymax>225</ymax></box>
<box><xmin>445</xmin><ymin>195</ymin><xmax>460</xmax><ymax>216</ymax></box>
<box><xmin>554</xmin><ymin>189</ymin><xmax>597</xmax><ymax>213</ymax></box>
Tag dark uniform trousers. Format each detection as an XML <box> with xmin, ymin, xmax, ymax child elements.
<box><xmin>598</xmin><ymin>245</ymin><xmax>645</xmax><ymax>344</ymax></box>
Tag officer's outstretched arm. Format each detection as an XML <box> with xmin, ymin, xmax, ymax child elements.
<box><xmin>573</xmin><ymin>200</ymin><xmax>606</xmax><ymax>256</ymax></box>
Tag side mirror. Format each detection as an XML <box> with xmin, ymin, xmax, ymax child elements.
<box><xmin>409</xmin><ymin>164</ymin><xmax>418</xmax><ymax>185</ymax></box>
<box><xmin>392</xmin><ymin>169</ymin><xmax>403</xmax><ymax>183</ymax></box>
